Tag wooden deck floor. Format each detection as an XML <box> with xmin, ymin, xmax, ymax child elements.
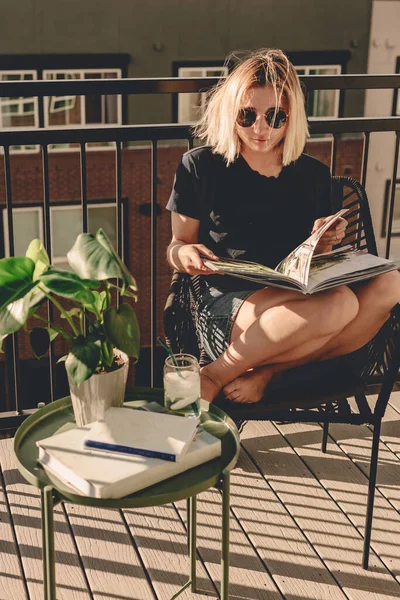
<box><xmin>2</xmin><ymin>393</ymin><xmax>400</xmax><ymax>600</ymax></box>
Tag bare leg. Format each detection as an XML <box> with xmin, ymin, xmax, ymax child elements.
<box><xmin>222</xmin><ymin>271</ymin><xmax>400</xmax><ymax>403</ymax></box>
<box><xmin>201</xmin><ymin>284</ymin><xmax>359</xmax><ymax>402</ymax></box>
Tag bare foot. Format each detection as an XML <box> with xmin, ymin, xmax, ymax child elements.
<box><xmin>223</xmin><ymin>367</ymin><xmax>274</xmax><ymax>403</ymax></box>
<box><xmin>200</xmin><ymin>366</ymin><xmax>223</xmax><ymax>403</ymax></box>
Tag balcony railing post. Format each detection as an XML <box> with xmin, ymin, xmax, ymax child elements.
<box><xmin>151</xmin><ymin>140</ymin><xmax>158</xmax><ymax>387</ymax></box>
<box><xmin>115</xmin><ymin>141</ymin><xmax>123</xmax><ymax>308</ymax></box>
<box><xmin>3</xmin><ymin>145</ymin><xmax>21</xmax><ymax>414</ymax></box>
<box><xmin>41</xmin><ymin>144</ymin><xmax>56</xmax><ymax>403</ymax></box>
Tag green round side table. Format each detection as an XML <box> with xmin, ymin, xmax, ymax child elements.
<box><xmin>14</xmin><ymin>387</ymin><xmax>240</xmax><ymax>600</ymax></box>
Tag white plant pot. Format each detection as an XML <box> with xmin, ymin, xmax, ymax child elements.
<box><xmin>68</xmin><ymin>350</ymin><xmax>129</xmax><ymax>427</ymax></box>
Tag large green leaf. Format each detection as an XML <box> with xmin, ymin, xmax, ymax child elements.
<box><xmin>25</xmin><ymin>239</ymin><xmax>50</xmax><ymax>280</ymax></box>
<box><xmin>0</xmin><ymin>295</ymin><xmax>31</xmax><ymax>336</ymax></box>
<box><xmin>103</xmin><ymin>303</ymin><xmax>140</xmax><ymax>361</ymax></box>
<box><xmin>84</xmin><ymin>290</ymin><xmax>107</xmax><ymax>316</ymax></box>
<box><xmin>65</xmin><ymin>335</ymin><xmax>101</xmax><ymax>385</ymax></box>
<box><xmin>30</xmin><ymin>327</ymin><xmax>50</xmax><ymax>358</ymax></box>
<box><xmin>67</xmin><ymin>228</ymin><xmax>137</xmax><ymax>292</ymax></box>
<box><xmin>39</xmin><ymin>269</ymin><xmax>97</xmax><ymax>304</ymax></box>
<box><xmin>0</xmin><ymin>257</ymin><xmax>37</xmax><ymax>310</ymax></box>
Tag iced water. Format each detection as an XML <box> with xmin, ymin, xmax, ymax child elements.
<box><xmin>164</xmin><ymin>370</ymin><xmax>200</xmax><ymax>411</ymax></box>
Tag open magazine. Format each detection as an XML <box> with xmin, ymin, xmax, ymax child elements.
<box><xmin>203</xmin><ymin>209</ymin><xmax>397</xmax><ymax>295</ymax></box>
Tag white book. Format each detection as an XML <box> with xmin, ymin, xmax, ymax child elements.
<box><xmin>36</xmin><ymin>424</ymin><xmax>221</xmax><ymax>499</ymax></box>
<box><xmin>84</xmin><ymin>406</ymin><xmax>199</xmax><ymax>462</ymax></box>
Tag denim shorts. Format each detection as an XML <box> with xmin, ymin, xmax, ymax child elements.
<box><xmin>196</xmin><ymin>286</ymin><xmax>255</xmax><ymax>361</ymax></box>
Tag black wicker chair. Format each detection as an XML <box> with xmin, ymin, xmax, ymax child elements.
<box><xmin>164</xmin><ymin>176</ymin><xmax>400</xmax><ymax>569</ymax></box>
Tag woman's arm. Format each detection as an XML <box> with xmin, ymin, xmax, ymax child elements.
<box><xmin>167</xmin><ymin>212</ymin><xmax>218</xmax><ymax>275</ymax></box>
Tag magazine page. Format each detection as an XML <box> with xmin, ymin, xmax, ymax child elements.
<box><xmin>275</xmin><ymin>209</ymin><xmax>348</xmax><ymax>286</ymax></box>
<box><xmin>202</xmin><ymin>257</ymin><xmax>307</xmax><ymax>291</ymax></box>
<box><xmin>306</xmin><ymin>249</ymin><xmax>397</xmax><ymax>294</ymax></box>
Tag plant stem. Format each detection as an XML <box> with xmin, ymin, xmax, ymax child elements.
<box><xmin>79</xmin><ymin>309</ymin><xmax>85</xmax><ymax>335</ymax></box>
<box><xmin>105</xmin><ymin>281</ymin><xmax>112</xmax><ymax>310</ymax></box>
<box><xmin>102</xmin><ymin>340</ymin><xmax>114</xmax><ymax>368</ymax></box>
<box><xmin>32</xmin><ymin>314</ymin><xmax>73</xmax><ymax>340</ymax></box>
<box><xmin>40</xmin><ymin>288</ymin><xmax>80</xmax><ymax>337</ymax></box>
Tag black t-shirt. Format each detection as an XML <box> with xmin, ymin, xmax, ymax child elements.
<box><xmin>166</xmin><ymin>146</ymin><xmax>333</xmax><ymax>292</ymax></box>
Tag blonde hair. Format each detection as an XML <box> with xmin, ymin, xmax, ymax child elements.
<box><xmin>194</xmin><ymin>48</ymin><xmax>309</xmax><ymax>166</ymax></box>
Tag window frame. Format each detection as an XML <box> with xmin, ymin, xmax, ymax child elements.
<box><xmin>0</xmin><ymin>198</ymin><xmax>128</xmax><ymax>263</ymax></box>
<box><xmin>172</xmin><ymin>51</ymin><xmax>350</xmax><ymax>125</ymax></box>
<box><xmin>294</xmin><ymin>64</ymin><xmax>342</xmax><ymax>120</ymax></box>
<box><xmin>49</xmin><ymin>201</ymin><xmax>124</xmax><ymax>266</ymax></box>
<box><xmin>0</xmin><ymin>70</ymin><xmax>39</xmax><ymax>153</ymax></box>
<box><xmin>381</xmin><ymin>179</ymin><xmax>400</xmax><ymax>237</ymax></box>
<box><xmin>2</xmin><ymin>206</ymin><xmax>44</xmax><ymax>258</ymax></box>
<box><xmin>43</xmin><ymin>68</ymin><xmax>123</xmax><ymax>129</ymax></box>
<box><xmin>175</xmin><ymin>64</ymin><xmax>229</xmax><ymax>125</ymax></box>
<box><xmin>0</xmin><ymin>54</ymin><xmax>130</xmax><ymax>154</ymax></box>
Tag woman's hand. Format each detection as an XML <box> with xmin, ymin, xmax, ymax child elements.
<box><xmin>312</xmin><ymin>216</ymin><xmax>348</xmax><ymax>254</ymax></box>
<box><xmin>172</xmin><ymin>242</ymin><xmax>219</xmax><ymax>275</ymax></box>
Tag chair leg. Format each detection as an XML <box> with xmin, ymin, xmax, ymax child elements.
<box><xmin>363</xmin><ymin>419</ymin><xmax>382</xmax><ymax>570</ymax></box>
<box><xmin>321</xmin><ymin>422</ymin><xmax>329</xmax><ymax>453</ymax></box>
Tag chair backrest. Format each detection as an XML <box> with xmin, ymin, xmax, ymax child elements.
<box><xmin>164</xmin><ymin>271</ymin><xmax>201</xmax><ymax>358</ymax></box>
<box><xmin>164</xmin><ymin>176</ymin><xmax>380</xmax><ymax>363</ymax></box>
<box><xmin>331</xmin><ymin>176</ymin><xmax>378</xmax><ymax>255</ymax></box>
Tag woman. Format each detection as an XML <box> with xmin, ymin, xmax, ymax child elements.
<box><xmin>166</xmin><ymin>48</ymin><xmax>400</xmax><ymax>404</ymax></box>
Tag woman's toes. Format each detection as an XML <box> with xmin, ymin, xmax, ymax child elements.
<box><xmin>223</xmin><ymin>382</ymin><xmax>235</xmax><ymax>395</ymax></box>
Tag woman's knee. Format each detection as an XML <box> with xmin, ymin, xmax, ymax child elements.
<box><xmin>319</xmin><ymin>286</ymin><xmax>359</xmax><ymax>335</ymax></box>
<box><xmin>363</xmin><ymin>270</ymin><xmax>400</xmax><ymax>311</ymax></box>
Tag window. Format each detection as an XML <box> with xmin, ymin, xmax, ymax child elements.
<box><xmin>0</xmin><ymin>71</ymin><xmax>38</xmax><ymax>153</ymax></box>
<box><xmin>2</xmin><ymin>202</ymin><xmax>123</xmax><ymax>267</ymax></box>
<box><xmin>295</xmin><ymin>65</ymin><xmax>341</xmax><ymax>119</ymax></box>
<box><xmin>50</xmin><ymin>203</ymin><xmax>119</xmax><ymax>269</ymax></box>
<box><xmin>174</xmin><ymin>61</ymin><xmax>341</xmax><ymax>125</ymax></box>
<box><xmin>43</xmin><ymin>69</ymin><xmax>122</xmax><ymax>151</ymax></box>
<box><xmin>0</xmin><ymin>65</ymin><xmax>123</xmax><ymax>153</ymax></box>
<box><xmin>381</xmin><ymin>180</ymin><xmax>400</xmax><ymax>237</ymax></box>
<box><xmin>176</xmin><ymin>66</ymin><xmax>228</xmax><ymax>124</ymax></box>
<box><xmin>2</xmin><ymin>207</ymin><xmax>43</xmax><ymax>258</ymax></box>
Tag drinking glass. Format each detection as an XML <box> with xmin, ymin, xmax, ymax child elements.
<box><xmin>163</xmin><ymin>353</ymin><xmax>200</xmax><ymax>413</ymax></box>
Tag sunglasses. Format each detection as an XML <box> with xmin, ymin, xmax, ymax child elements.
<box><xmin>237</xmin><ymin>107</ymin><xmax>289</xmax><ymax>129</ymax></box>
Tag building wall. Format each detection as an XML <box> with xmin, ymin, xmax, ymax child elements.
<box><xmin>0</xmin><ymin>0</ymin><xmax>373</xmax><ymax>120</ymax></box>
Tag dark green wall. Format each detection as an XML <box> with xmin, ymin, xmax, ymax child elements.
<box><xmin>0</xmin><ymin>0</ymin><xmax>373</xmax><ymax>121</ymax></box>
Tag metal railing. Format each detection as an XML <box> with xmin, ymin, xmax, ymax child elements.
<box><xmin>0</xmin><ymin>74</ymin><xmax>400</xmax><ymax>432</ymax></box>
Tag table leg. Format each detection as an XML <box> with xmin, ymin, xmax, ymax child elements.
<box><xmin>41</xmin><ymin>485</ymin><xmax>56</xmax><ymax>600</ymax></box>
<box><xmin>189</xmin><ymin>495</ymin><xmax>197</xmax><ymax>593</ymax></box>
<box><xmin>186</xmin><ymin>497</ymin><xmax>191</xmax><ymax>554</ymax></box>
<box><xmin>221</xmin><ymin>469</ymin><xmax>230</xmax><ymax>600</ymax></box>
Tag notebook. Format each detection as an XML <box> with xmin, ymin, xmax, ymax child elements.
<box><xmin>36</xmin><ymin>423</ymin><xmax>221</xmax><ymax>499</ymax></box>
<box><xmin>84</xmin><ymin>406</ymin><xmax>199</xmax><ymax>462</ymax></box>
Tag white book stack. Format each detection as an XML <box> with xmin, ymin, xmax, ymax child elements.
<box><xmin>36</xmin><ymin>407</ymin><xmax>222</xmax><ymax>499</ymax></box>
<box><xmin>83</xmin><ymin>407</ymin><xmax>199</xmax><ymax>462</ymax></box>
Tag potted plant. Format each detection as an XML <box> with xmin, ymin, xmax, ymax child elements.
<box><xmin>0</xmin><ymin>229</ymin><xmax>140</xmax><ymax>426</ymax></box>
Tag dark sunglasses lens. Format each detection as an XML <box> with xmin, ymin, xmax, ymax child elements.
<box><xmin>237</xmin><ymin>108</ymin><xmax>256</xmax><ymax>128</ymax></box>
<box><xmin>266</xmin><ymin>109</ymin><xmax>287</xmax><ymax>129</ymax></box>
